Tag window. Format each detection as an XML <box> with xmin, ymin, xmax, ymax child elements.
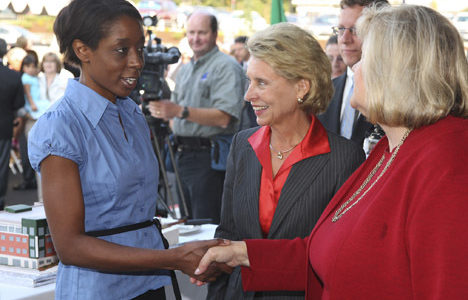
<box><xmin>30</xmin><ymin>249</ymin><xmax>35</xmax><ymax>257</ymax></box>
<box><xmin>9</xmin><ymin>236</ymin><xmax>13</xmax><ymax>241</ymax></box>
<box><xmin>30</xmin><ymin>239</ymin><xmax>34</xmax><ymax>247</ymax></box>
<box><xmin>1</xmin><ymin>235</ymin><xmax>4</xmax><ymax>240</ymax></box>
<box><xmin>1</xmin><ymin>246</ymin><xmax>5</xmax><ymax>251</ymax></box>
<box><xmin>39</xmin><ymin>239</ymin><xmax>44</xmax><ymax>247</ymax></box>
<box><xmin>22</xmin><ymin>238</ymin><xmax>27</xmax><ymax>243</ymax></box>
<box><xmin>8</xmin><ymin>226</ymin><xmax>15</xmax><ymax>233</ymax></box>
<box><xmin>0</xmin><ymin>225</ymin><xmax>7</xmax><ymax>232</ymax></box>
<box><xmin>16</xmin><ymin>237</ymin><xmax>21</xmax><ymax>242</ymax></box>
<box><xmin>23</xmin><ymin>227</ymin><xmax>27</xmax><ymax>234</ymax></box>
<box><xmin>15</xmin><ymin>227</ymin><xmax>22</xmax><ymax>234</ymax></box>
<box><xmin>9</xmin><ymin>247</ymin><xmax>14</xmax><ymax>253</ymax></box>
<box><xmin>16</xmin><ymin>248</ymin><xmax>20</xmax><ymax>254</ymax></box>
<box><xmin>29</xmin><ymin>227</ymin><xmax>34</xmax><ymax>236</ymax></box>
<box><xmin>39</xmin><ymin>250</ymin><xmax>45</xmax><ymax>257</ymax></box>
<box><xmin>47</xmin><ymin>248</ymin><xmax>52</xmax><ymax>254</ymax></box>
<box><xmin>38</xmin><ymin>227</ymin><xmax>44</xmax><ymax>236</ymax></box>
<box><xmin>22</xmin><ymin>249</ymin><xmax>27</xmax><ymax>254</ymax></box>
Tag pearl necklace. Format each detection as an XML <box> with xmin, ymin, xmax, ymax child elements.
<box><xmin>332</xmin><ymin>129</ymin><xmax>412</xmax><ymax>222</ymax></box>
<box><xmin>269</xmin><ymin>143</ymin><xmax>297</xmax><ymax>160</ymax></box>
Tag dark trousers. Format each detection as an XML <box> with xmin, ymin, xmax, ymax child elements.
<box><xmin>131</xmin><ymin>287</ymin><xmax>166</xmax><ymax>300</ymax></box>
<box><xmin>176</xmin><ymin>148</ymin><xmax>225</xmax><ymax>224</ymax></box>
<box><xmin>0</xmin><ymin>139</ymin><xmax>11</xmax><ymax>209</ymax></box>
<box><xmin>18</xmin><ymin>130</ymin><xmax>35</xmax><ymax>184</ymax></box>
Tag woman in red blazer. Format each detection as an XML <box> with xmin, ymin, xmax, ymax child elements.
<box><xmin>194</xmin><ymin>5</ymin><xmax>468</xmax><ymax>299</ymax></box>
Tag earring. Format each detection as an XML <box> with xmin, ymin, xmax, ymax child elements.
<box><xmin>297</xmin><ymin>97</ymin><xmax>304</xmax><ymax>104</ymax></box>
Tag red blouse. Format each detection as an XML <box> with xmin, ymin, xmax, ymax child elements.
<box><xmin>241</xmin><ymin>116</ymin><xmax>468</xmax><ymax>299</ymax></box>
<box><xmin>248</xmin><ymin>115</ymin><xmax>330</xmax><ymax>236</ymax></box>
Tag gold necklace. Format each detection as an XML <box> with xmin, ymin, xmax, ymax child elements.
<box><xmin>269</xmin><ymin>143</ymin><xmax>298</xmax><ymax>160</ymax></box>
<box><xmin>332</xmin><ymin>129</ymin><xmax>412</xmax><ymax>222</ymax></box>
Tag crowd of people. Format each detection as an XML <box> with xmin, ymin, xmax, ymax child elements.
<box><xmin>0</xmin><ymin>0</ymin><xmax>466</xmax><ymax>299</ymax></box>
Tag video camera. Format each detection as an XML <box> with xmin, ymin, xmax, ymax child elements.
<box><xmin>136</xmin><ymin>15</ymin><xmax>181</xmax><ymax>102</ymax></box>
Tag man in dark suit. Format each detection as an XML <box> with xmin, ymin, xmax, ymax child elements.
<box><xmin>318</xmin><ymin>0</ymin><xmax>389</xmax><ymax>147</ymax></box>
<box><xmin>0</xmin><ymin>38</ymin><xmax>25</xmax><ymax>210</ymax></box>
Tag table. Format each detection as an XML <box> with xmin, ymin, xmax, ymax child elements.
<box><xmin>0</xmin><ymin>224</ymin><xmax>217</xmax><ymax>300</ymax></box>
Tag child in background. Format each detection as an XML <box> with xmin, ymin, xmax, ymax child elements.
<box><xmin>21</xmin><ymin>54</ymin><xmax>49</xmax><ymax>121</ymax></box>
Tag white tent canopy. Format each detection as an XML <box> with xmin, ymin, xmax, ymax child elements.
<box><xmin>0</xmin><ymin>0</ymin><xmax>71</xmax><ymax>16</ymax></box>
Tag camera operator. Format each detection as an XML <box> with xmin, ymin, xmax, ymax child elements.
<box><xmin>147</xmin><ymin>11</ymin><xmax>245</xmax><ymax>224</ymax></box>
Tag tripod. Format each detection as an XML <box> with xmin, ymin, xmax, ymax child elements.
<box><xmin>146</xmin><ymin>115</ymin><xmax>189</xmax><ymax>220</ymax></box>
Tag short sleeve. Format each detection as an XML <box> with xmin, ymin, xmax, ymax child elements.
<box><xmin>28</xmin><ymin>110</ymin><xmax>85</xmax><ymax>173</ymax></box>
<box><xmin>21</xmin><ymin>73</ymin><xmax>35</xmax><ymax>85</ymax></box>
<box><xmin>210</xmin><ymin>58</ymin><xmax>244</xmax><ymax>120</ymax></box>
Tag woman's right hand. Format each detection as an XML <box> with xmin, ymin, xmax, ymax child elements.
<box><xmin>193</xmin><ymin>241</ymin><xmax>250</xmax><ymax>281</ymax></box>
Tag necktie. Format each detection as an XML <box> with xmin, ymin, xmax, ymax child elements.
<box><xmin>340</xmin><ymin>79</ymin><xmax>355</xmax><ymax>139</ymax></box>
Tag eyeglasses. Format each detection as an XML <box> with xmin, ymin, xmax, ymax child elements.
<box><xmin>332</xmin><ymin>26</ymin><xmax>357</xmax><ymax>37</ymax></box>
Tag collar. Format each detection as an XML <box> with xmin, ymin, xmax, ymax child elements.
<box><xmin>346</xmin><ymin>66</ymin><xmax>354</xmax><ymax>81</ymax></box>
<box><xmin>191</xmin><ymin>46</ymin><xmax>219</xmax><ymax>66</ymax></box>
<box><xmin>65</xmin><ymin>79</ymin><xmax>138</xmax><ymax>129</ymax></box>
<box><xmin>248</xmin><ymin>115</ymin><xmax>331</xmax><ymax>161</ymax></box>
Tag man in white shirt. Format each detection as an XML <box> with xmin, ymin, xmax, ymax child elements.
<box><xmin>318</xmin><ymin>0</ymin><xmax>389</xmax><ymax>147</ymax></box>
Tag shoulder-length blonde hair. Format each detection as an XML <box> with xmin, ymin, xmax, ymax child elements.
<box><xmin>40</xmin><ymin>52</ymin><xmax>63</xmax><ymax>73</ymax></box>
<box><xmin>247</xmin><ymin>22</ymin><xmax>333</xmax><ymax>115</ymax></box>
<box><xmin>357</xmin><ymin>5</ymin><xmax>468</xmax><ymax>128</ymax></box>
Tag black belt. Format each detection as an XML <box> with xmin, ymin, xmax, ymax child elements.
<box><xmin>86</xmin><ymin>219</ymin><xmax>156</xmax><ymax>237</ymax></box>
<box><xmin>173</xmin><ymin>136</ymin><xmax>211</xmax><ymax>148</ymax></box>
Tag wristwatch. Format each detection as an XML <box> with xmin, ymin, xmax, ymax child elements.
<box><xmin>180</xmin><ymin>106</ymin><xmax>189</xmax><ymax>119</ymax></box>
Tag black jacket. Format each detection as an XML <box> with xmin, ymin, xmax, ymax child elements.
<box><xmin>317</xmin><ymin>73</ymin><xmax>373</xmax><ymax>147</ymax></box>
<box><xmin>0</xmin><ymin>64</ymin><xmax>24</xmax><ymax>139</ymax></box>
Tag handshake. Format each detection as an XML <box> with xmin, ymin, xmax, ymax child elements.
<box><xmin>174</xmin><ymin>239</ymin><xmax>249</xmax><ymax>285</ymax></box>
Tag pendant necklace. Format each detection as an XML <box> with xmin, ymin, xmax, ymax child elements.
<box><xmin>332</xmin><ymin>129</ymin><xmax>412</xmax><ymax>222</ymax></box>
<box><xmin>269</xmin><ymin>143</ymin><xmax>297</xmax><ymax>160</ymax></box>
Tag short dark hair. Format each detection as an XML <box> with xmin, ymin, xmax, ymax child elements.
<box><xmin>209</xmin><ymin>14</ymin><xmax>218</xmax><ymax>33</ymax></box>
<box><xmin>234</xmin><ymin>36</ymin><xmax>248</xmax><ymax>44</ymax></box>
<box><xmin>326</xmin><ymin>35</ymin><xmax>338</xmax><ymax>46</ymax></box>
<box><xmin>54</xmin><ymin>0</ymin><xmax>142</xmax><ymax>67</ymax></box>
<box><xmin>340</xmin><ymin>0</ymin><xmax>389</xmax><ymax>9</ymax></box>
<box><xmin>0</xmin><ymin>38</ymin><xmax>7</xmax><ymax>58</ymax></box>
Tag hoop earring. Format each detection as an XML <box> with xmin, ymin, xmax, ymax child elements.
<box><xmin>297</xmin><ymin>97</ymin><xmax>304</xmax><ymax>104</ymax></box>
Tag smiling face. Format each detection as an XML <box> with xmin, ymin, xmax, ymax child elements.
<box><xmin>77</xmin><ymin>15</ymin><xmax>145</xmax><ymax>102</ymax></box>
<box><xmin>245</xmin><ymin>56</ymin><xmax>306</xmax><ymax>128</ymax></box>
<box><xmin>42</xmin><ymin>56</ymin><xmax>59</xmax><ymax>75</ymax></box>
<box><xmin>338</xmin><ymin>5</ymin><xmax>364</xmax><ymax>68</ymax></box>
<box><xmin>186</xmin><ymin>13</ymin><xmax>217</xmax><ymax>60</ymax></box>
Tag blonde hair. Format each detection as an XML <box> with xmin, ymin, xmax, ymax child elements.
<box><xmin>357</xmin><ymin>5</ymin><xmax>468</xmax><ymax>128</ymax></box>
<box><xmin>247</xmin><ymin>22</ymin><xmax>333</xmax><ymax>115</ymax></box>
<box><xmin>40</xmin><ymin>52</ymin><xmax>63</xmax><ymax>73</ymax></box>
